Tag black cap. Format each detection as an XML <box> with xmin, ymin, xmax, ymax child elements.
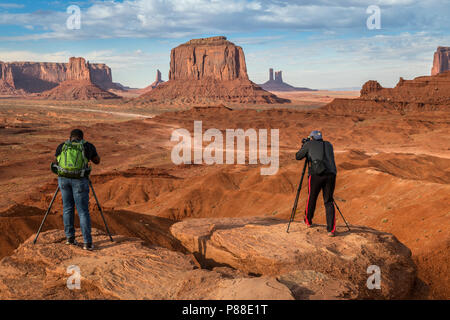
<box><xmin>70</xmin><ymin>129</ymin><xmax>84</xmax><ymax>140</ymax></box>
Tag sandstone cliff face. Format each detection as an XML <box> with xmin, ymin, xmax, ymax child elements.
<box><xmin>89</xmin><ymin>63</ymin><xmax>120</xmax><ymax>90</ymax></box>
<box><xmin>37</xmin><ymin>57</ymin><xmax>119</xmax><ymax>100</ymax></box>
<box><xmin>0</xmin><ymin>59</ymin><xmax>122</xmax><ymax>94</ymax></box>
<box><xmin>0</xmin><ymin>63</ymin><xmax>15</xmax><ymax>87</ymax></box>
<box><xmin>169</xmin><ymin>36</ymin><xmax>248</xmax><ymax>81</ymax></box>
<box><xmin>136</xmin><ymin>36</ymin><xmax>289</xmax><ymax>105</ymax></box>
<box><xmin>0</xmin><ymin>62</ymin><xmax>17</xmax><ymax>94</ymax></box>
<box><xmin>66</xmin><ymin>57</ymin><xmax>91</xmax><ymax>81</ymax></box>
<box><xmin>431</xmin><ymin>47</ymin><xmax>450</xmax><ymax>75</ymax></box>
<box><xmin>11</xmin><ymin>62</ymin><xmax>67</xmax><ymax>93</ymax></box>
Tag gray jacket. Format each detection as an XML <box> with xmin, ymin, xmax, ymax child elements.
<box><xmin>296</xmin><ymin>139</ymin><xmax>337</xmax><ymax>175</ymax></box>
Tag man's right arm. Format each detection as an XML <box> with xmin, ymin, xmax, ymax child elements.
<box><xmin>88</xmin><ymin>143</ymin><xmax>100</xmax><ymax>165</ymax></box>
<box><xmin>296</xmin><ymin>142</ymin><xmax>309</xmax><ymax>160</ymax></box>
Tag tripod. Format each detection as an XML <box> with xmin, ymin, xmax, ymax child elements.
<box><xmin>287</xmin><ymin>159</ymin><xmax>308</xmax><ymax>233</ymax></box>
<box><xmin>286</xmin><ymin>159</ymin><xmax>351</xmax><ymax>233</ymax></box>
<box><xmin>333</xmin><ymin>199</ymin><xmax>351</xmax><ymax>232</ymax></box>
<box><xmin>33</xmin><ymin>178</ymin><xmax>114</xmax><ymax>244</ymax></box>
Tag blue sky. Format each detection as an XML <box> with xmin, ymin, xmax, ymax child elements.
<box><xmin>0</xmin><ymin>0</ymin><xmax>449</xmax><ymax>89</ymax></box>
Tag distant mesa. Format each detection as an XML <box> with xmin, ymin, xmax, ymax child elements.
<box><xmin>323</xmin><ymin>71</ymin><xmax>450</xmax><ymax>114</ymax></box>
<box><xmin>134</xmin><ymin>36</ymin><xmax>290</xmax><ymax>105</ymax></box>
<box><xmin>258</xmin><ymin>68</ymin><xmax>316</xmax><ymax>92</ymax></box>
<box><xmin>431</xmin><ymin>46</ymin><xmax>450</xmax><ymax>75</ymax></box>
<box><xmin>0</xmin><ymin>57</ymin><xmax>126</xmax><ymax>96</ymax></box>
<box><xmin>38</xmin><ymin>57</ymin><xmax>119</xmax><ymax>100</ymax></box>
<box><xmin>324</xmin><ymin>46</ymin><xmax>450</xmax><ymax>114</ymax></box>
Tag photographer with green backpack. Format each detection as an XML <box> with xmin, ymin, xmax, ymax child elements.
<box><xmin>52</xmin><ymin>129</ymin><xmax>100</xmax><ymax>250</ymax></box>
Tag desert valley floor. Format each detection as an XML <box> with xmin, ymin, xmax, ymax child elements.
<box><xmin>0</xmin><ymin>90</ymin><xmax>448</xmax><ymax>299</ymax></box>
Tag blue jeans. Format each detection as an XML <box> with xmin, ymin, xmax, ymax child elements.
<box><xmin>58</xmin><ymin>177</ymin><xmax>92</xmax><ymax>244</ymax></box>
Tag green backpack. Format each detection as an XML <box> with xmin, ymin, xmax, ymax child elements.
<box><xmin>56</xmin><ymin>140</ymin><xmax>90</xmax><ymax>178</ymax></box>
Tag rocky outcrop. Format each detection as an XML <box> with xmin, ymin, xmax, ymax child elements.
<box><xmin>274</xmin><ymin>70</ymin><xmax>283</xmax><ymax>83</ymax></box>
<box><xmin>135</xmin><ymin>37</ymin><xmax>289</xmax><ymax>105</ymax></box>
<box><xmin>156</xmin><ymin>69</ymin><xmax>162</xmax><ymax>83</ymax></box>
<box><xmin>360</xmin><ymin>80</ymin><xmax>383</xmax><ymax>96</ymax></box>
<box><xmin>170</xmin><ymin>217</ymin><xmax>416</xmax><ymax>299</ymax></box>
<box><xmin>324</xmin><ymin>71</ymin><xmax>450</xmax><ymax>114</ymax></box>
<box><xmin>0</xmin><ymin>58</ymin><xmax>124</xmax><ymax>94</ymax></box>
<box><xmin>137</xmin><ymin>69</ymin><xmax>165</xmax><ymax>94</ymax></box>
<box><xmin>431</xmin><ymin>47</ymin><xmax>450</xmax><ymax>75</ymax></box>
<box><xmin>0</xmin><ymin>229</ymin><xmax>294</xmax><ymax>299</ymax></box>
<box><xmin>0</xmin><ymin>62</ymin><xmax>21</xmax><ymax>95</ymax></box>
<box><xmin>38</xmin><ymin>57</ymin><xmax>119</xmax><ymax>100</ymax></box>
<box><xmin>258</xmin><ymin>68</ymin><xmax>315</xmax><ymax>92</ymax></box>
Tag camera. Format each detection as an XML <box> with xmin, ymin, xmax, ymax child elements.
<box><xmin>302</xmin><ymin>137</ymin><xmax>311</xmax><ymax>145</ymax></box>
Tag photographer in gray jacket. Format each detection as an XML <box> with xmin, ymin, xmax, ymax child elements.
<box><xmin>296</xmin><ymin>130</ymin><xmax>337</xmax><ymax>237</ymax></box>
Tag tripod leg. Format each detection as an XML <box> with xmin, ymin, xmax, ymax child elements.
<box><xmin>34</xmin><ymin>186</ymin><xmax>59</xmax><ymax>244</ymax></box>
<box><xmin>333</xmin><ymin>200</ymin><xmax>351</xmax><ymax>232</ymax></box>
<box><xmin>88</xmin><ymin>179</ymin><xmax>114</xmax><ymax>242</ymax></box>
<box><xmin>287</xmin><ymin>180</ymin><xmax>302</xmax><ymax>233</ymax></box>
<box><xmin>287</xmin><ymin>159</ymin><xmax>308</xmax><ymax>233</ymax></box>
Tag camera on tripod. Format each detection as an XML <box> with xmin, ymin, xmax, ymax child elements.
<box><xmin>302</xmin><ymin>137</ymin><xmax>311</xmax><ymax>145</ymax></box>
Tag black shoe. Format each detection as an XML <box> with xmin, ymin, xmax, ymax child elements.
<box><xmin>65</xmin><ymin>238</ymin><xmax>78</xmax><ymax>245</ymax></box>
<box><xmin>83</xmin><ymin>243</ymin><xmax>94</xmax><ymax>251</ymax></box>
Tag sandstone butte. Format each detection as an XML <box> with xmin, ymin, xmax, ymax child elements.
<box><xmin>136</xmin><ymin>69</ymin><xmax>165</xmax><ymax>94</ymax></box>
<box><xmin>258</xmin><ymin>68</ymin><xmax>315</xmax><ymax>92</ymax></box>
<box><xmin>134</xmin><ymin>36</ymin><xmax>290</xmax><ymax>105</ymax></box>
<box><xmin>38</xmin><ymin>57</ymin><xmax>119</xmax><ymax>100</ymax></box>
<box><xmin>431</xmin><ymin>46</ymin><xmax>450</xmax><ymax>76</ymax></box>
<box><xmin>0</xmin><ymin>58</ymin><xmax>124</xmax><ymax>95</ymax></box>
<box><xmin>0</xmin><ymin>217</ymin><xmax>416</xmax><ymax>300</ymax></box>
<box><xmin>323</xmin><ymin>71</ymin><xmax>450</xmax><ymax>114</ymax></box>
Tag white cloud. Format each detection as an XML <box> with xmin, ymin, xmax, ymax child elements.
<box><xmin>0</xmin><ymin>0</ymin><xmax>447</xmax><ymax>41</ymax></box>
<box><xmin>0</xmin><ymin>1</ymin><xmax>447</xmax><ymax>89</ymax></box>
<box><xmin>245</xmin><ymin>31</ymin><xmax>450</xmax><ymax>88</ymax></box>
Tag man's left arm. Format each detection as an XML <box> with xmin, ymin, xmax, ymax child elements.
<box><xmin>87</xmin><ymin>143</ymin><xmax>100</xmax><ymax>165</ymax></box>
